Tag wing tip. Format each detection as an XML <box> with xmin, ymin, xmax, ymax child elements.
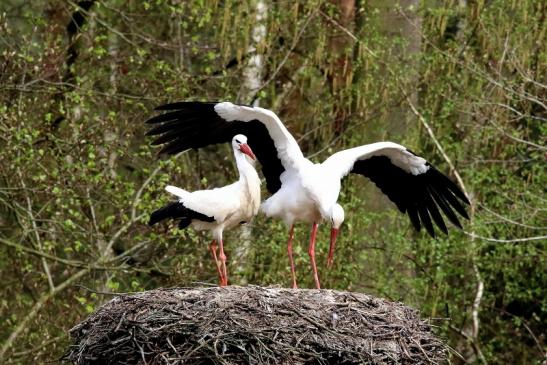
<box><xmin>431</xmin><ymin>167</ymin><xmax>471</xmax><ymax>205</ymax></box>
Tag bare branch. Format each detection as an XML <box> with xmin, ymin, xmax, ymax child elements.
<box><xmin>404</xmin><ymin>94</ymin><xmax>470</xmax><ymax>198</ymax></box>
<box><xmin>104</xmin><ymin>213</ymin><xmax>147</xmax><ymax>257</ymax></box>
<box><xmin>0</xmin><ymin>268</ymin><xmax>90</xmax><ymax>361</ymax></box>
<box><xmin>471</xmin><ymin>261</ymin><xmax>487</xmax><ymax>364</ymax></box>
<box><xmin>16</xmin><ymin>163</ymin><xmax>54</xmax><ymax>293</ymax></box>
<box><xmin>255</xmin><ymin>4</ymin><xmax>320</xmax><ymax>94</ymax></box>
<box><xmin>462</xmin><ymin>232</ymin><xmax>547</xmax><ymax>243</ymax></box>
<box><xmin>479</xmin><ymin>203</ymin><xmax>547</xmax><ymax>230</ymax></box>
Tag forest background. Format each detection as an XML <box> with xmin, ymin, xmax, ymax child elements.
<box><xmin>0</xmin><ymin>0</ymin><xmax>545</xmax><ymax>363</ymax></box>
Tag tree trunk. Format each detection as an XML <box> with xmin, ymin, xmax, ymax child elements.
<box><xmin>368</xmin><ymin>0</ymin><xmax>422</xmax><ymax>136</ymax></box>
<box><xmin>328</xmin><ymin>0</ymin><xmax>356</xmax><ymax>135</ymax></box>
<box><xmin>234</xmin><ymin>1</ymin><xmax>268</xmax><ymax>283</ymax></box>
<box><xmin>240</xmin><ymin>1</ymin><xmax>267</xmax><ymax>103</ymax></box>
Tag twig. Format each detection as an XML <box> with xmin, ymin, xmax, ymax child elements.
<box><xmin>255</xmin><ymin>4</ymin><xmax>320</xmax><ymax>94</ymax></box>
<box><xmin>487</xmin><ymin>118</ymin><xmax>546</xmax><ymax>151</ymax></box>
<box><xmin>478</xmin><ymin>203</ymin><xmax>547</xmax><ymax>230</ymax></box>
<box><xmin>131</xmin><ymin>163</ymin><xmax>165</xmax><ymax>221</ymax></box>
<box><xmin>0</xmin><ymin>237</ymin><xmax>83</xmax><ymax>267</ymax></box>
<box><xmin>396</xmin><ymin>8</ymin><xmax>547</xmax><ymax>112</ymax></box>
<box><xmin>471</xmin><ymin>261</ymin><xmax>487</xmax><ymax>364</ymax></box>
<box><xmin>75</xmin><ymin>284</ymin><xmax>134</xmax><ymax>296</ymax></box>
<box><xmin>16</xmin><ymin>161</ymin><xmax>54</xmax><ymax>293</ymax></box>
<box><xmin>66</xmin><ymin>0</ymin><xmax>139</xmax><ymax>47</ymax></box>
<box><xmin>404</xmin><ymin>93</ymin><xmax>470</xmax><ymax>198</ymax></box>
<box><xmin>486</xmin><ymin>306</ymin><xmax>546</xmax><ymax>358</ymax></box>
<box><xmin>0</xmin><ymin>268</ymin><xmax>90</xmax><ymax>360</ymax></box>
<box><xmin>103</xmin><ymin>213</ymin><xmax>147</xmax><ymax>258</ymax></box>
<box><xmin>86</xmin><ymin>187</ymin><xmax>100</xmax><ymax>235</ymax></box>
<box><xmin>10</xmin><ymin>335</ymin><xmax>66</xmax><ymax>358</ymax></box>
<box><xmin>0</xmin><ymin>237</ymin><xmax>155</xmax><ymax>273</ymax></box>
<box><xmin>462</xmin><ymin>232</ymin><xmax>547</xmax><ymax>243</ymax></box>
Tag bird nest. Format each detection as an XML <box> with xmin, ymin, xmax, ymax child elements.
<box><xmin>64</xmin><ymin>286</ymin><xmax>447</xmax><ymax>364</ymax></box>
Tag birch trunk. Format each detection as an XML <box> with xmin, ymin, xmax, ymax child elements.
<box><xmin>234</xmin><ymin>1</ymin><xmax>268</xmax><ymax>283</ymax></box>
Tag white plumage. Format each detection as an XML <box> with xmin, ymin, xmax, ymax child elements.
<box><xmin>148</xmin><ymin>134</ymin><xmax>261</xmax><ymax>286</ymax></box>
<box><xmin>147</xmin><ymin>102</ymin><xmax>470</xmax><ymax>289</ymax></box>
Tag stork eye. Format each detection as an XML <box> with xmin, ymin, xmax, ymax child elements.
<box><xmin>235</xmin><ymin>139</ymin><xmax>242</xmax><ymax>144</ymax></box>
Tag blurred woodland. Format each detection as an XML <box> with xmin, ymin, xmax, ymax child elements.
<box><xmin>0</xmin><ymin>0</ymin><xmax>545</xmax><ymax>363</ymax></box>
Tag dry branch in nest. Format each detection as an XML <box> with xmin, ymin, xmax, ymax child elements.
<box><xmin>64</xmin><ymin>286</ymin><xmax>447</xmax><ymax>364</ymax></box>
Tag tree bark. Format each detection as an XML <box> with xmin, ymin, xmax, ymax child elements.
<box><xmin>328</xmin><ymin>0</ymin><xmax>356</xmax><ymax>134</ymax></box>
<box><xmin>234</xmin><ymin>1</ymin><xmax>268</xmax><ymax>283</ymax></box>
<box><xmin>368</xmin><ymin>0</ymin><xmax>422</xmax><ymax>136</ymax></box>
<box><xmin>241</xmin><ymin>1</ymin><xmax>267</xmax><ymax>104</ymax></box>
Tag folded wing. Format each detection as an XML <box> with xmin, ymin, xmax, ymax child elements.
<box><xmin>165</xmin><ymin>185</ymin><xmax>240</xmax><ymax>223</ymax></box>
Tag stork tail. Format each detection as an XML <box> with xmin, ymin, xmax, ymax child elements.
<box><xmin>149</xmin><ymin>201</ymin><xmax>215</xmax><ymax>228</ymax></box>
<box><xmin>148</xmin><ymin>202</ymin><xmax>188</xmax><ymax>226</ymax></box>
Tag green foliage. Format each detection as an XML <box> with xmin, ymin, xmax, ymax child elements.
<box><xmin>0</xmin><ymin>1</ymin><xmax>544</xmax><ymax>364</ymax></box>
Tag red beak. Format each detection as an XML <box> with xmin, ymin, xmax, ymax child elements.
<box><xmin>239</xmin><ymin>143</ymin><xmax>256</xmax><ymax>160</ymax></box>
<box><xmin>327</xmin><ymin>227</ymin><xmax>339</xmax><ymax>268</ymax></box>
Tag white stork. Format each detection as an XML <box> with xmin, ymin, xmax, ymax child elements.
<box><xmin>148</xmin><ymin>134</ymin><xmax>261</xmax><ymax>286</ymax></box>
<box><xmin>146</xmin><ymin>102</ymin><xmax>470</xmax><ymax>289</ymax></box>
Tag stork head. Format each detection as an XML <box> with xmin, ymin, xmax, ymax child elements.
<box><xmin>232</xmin><ymin>134</ymin><xmax>256</xmax><ymax>161</ymax></box>
<box><xmin>327</xmin><ymin>204</ymin><xmax>344</xmax><ymax>268</ymax></box>
<box><xmin>330</xmin><ymin>203</ymin><xmax>345</xmax><ymax>229</ymax></box>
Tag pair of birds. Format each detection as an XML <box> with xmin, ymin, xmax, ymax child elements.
<box><xmin>147</xmin><ymin>102</ymin><xmax>470</xmax><ymax>288</ymax></box>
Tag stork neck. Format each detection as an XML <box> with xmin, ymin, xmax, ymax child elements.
<box><xmin>235</xmin><ymin>151</ymin><xmax>260</xmax><ymax>185</ymax></box>
<box><xmin>234</xmin><ymin>150</ymin><xmax>261</xmax><ymax>215</ymax></box>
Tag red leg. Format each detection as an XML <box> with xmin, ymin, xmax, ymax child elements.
<box><xmin>218</xmin><ymin>239</ymin><xmax>228</xmax><ymax>286</ymax></box>
<box><xmin>209</xmin><ymin>240</ymin><xmax>224</xmax><ymax>285</ymax></box>
<box><xmin>287</xmin><ymin>225</ymin><xmax>297</xmax><ymax>289</ymax></box>
<box><xmin>308</xmin><ymin>222</ymin><xmax>321</xmax><ymax>289</ymax></box>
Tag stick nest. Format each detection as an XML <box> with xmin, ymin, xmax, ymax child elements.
<box><xmin>65</xmin><ymin>286</ymin><xmax>447</xmax><ymax>364</ymax></box>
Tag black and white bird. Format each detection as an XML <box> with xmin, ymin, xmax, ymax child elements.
<box><xmin>146</xmin><ymin>102</ymin><xmax>470</xmax><ymax>289</ymax></box>
<box><xmin>148</xmin><ymin>134</ymin><xmax>261</xmax><ymax>286</ymax></box>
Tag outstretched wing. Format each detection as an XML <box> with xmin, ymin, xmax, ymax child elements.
<box><xmin>322</xmin><ymin>142</ymin><xmax>470</xmax><ymax>237</ymax></box>
<box><xmin>146</xmin><ymin>101</ymin><xmax>304</xmax><ymax>194</ymax></box>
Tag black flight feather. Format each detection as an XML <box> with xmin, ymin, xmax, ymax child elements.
<box><xmin>350</xmin><ymin>155</ymin><xmax>468</xmax><ymax>237</ymax></box>
<box><xmin>149</xmin><ymin>202</ymin><xmax>215</xmax><ymax>229</ymax></box>
<box><xmin>145</xmin><ymin>102</ymin><xmax>285</xmax><ymax>194</ymax></box>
